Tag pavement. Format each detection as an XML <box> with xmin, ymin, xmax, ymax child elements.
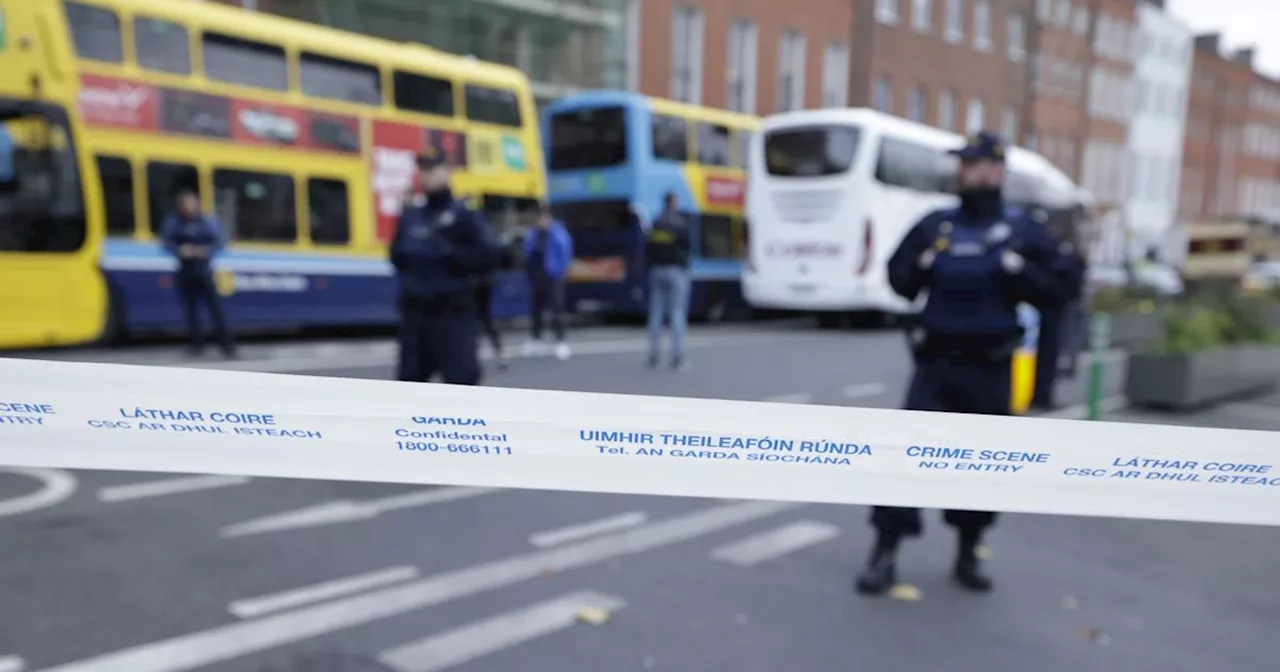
<box><xmin>1</xmin><ymin>321</ymin><xmax>1278</xmax><ymax>672</ymax></box>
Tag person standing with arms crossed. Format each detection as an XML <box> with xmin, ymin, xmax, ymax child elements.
<box><xmin>644</xmin><ymin>192</ymin><xmax>693</xmax><ymax>371</ymax></box>
<box><xmin>390</xmin><ymin>152</ymin><xmax>498</xmax><ymax>385</ymax></box>
<box><xmin>854</xmin><ymin>132</ymin><xmax>1074</xmax><ymax>596</ymax></box>
<box><xmin>521</xmin><ymin>203</ymin><xmax>574</xmax><ymax>360</ymax></box>
<box><xmin>159</xmin><ymin>190</ymin><xmax>236</xmax><ymax>359</ymax></box>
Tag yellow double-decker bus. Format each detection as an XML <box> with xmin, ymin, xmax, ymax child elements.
<box><xmin>0</xmin><ymin>0</ymin><xmax>544</xmax><ymax>349</ymax></box>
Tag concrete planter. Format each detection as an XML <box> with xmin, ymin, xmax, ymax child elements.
<box><xmin>1125</xmin><ymin>345</ymin><xmax>1280</xmax><ymax>409</ymax></box>
<box><xmin>1108</xmin><ymin>312</ymin><xmax>1162</xmax><ymax>349</ymax></box>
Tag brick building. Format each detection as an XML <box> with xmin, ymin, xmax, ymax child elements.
<box><xmin>1239</xmin><ymin>63</ymin><xmax>1280</xmax><ymax>222</ymax></box>
<box><xmin>1025</xmin><ymin>0</ymin><xmax>1094</xmax><ymax>178</ymax></box>
<box><xmin>854</xmin><ymin>0</ymin><xmax>1034</xmax><ymax>140</ymax></box>
<box><xmin>631</xmin><ymin>0</ymin><xmax>855</xmax><ymax>113</ymax></box>
<box><xmin>1180</xmin><ymin>34</ymin><xmax>1259</xmax><ymax>222</ymax></box>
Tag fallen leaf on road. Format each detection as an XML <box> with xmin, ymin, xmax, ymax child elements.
<box><xmin>575</xmin><ymin>607</ymin><xmax>612</xmax><ymax>625</ymax></box>
<box><xmin>1063</xmin><ymin>595</ymin><xmax>1078</xmax><ymax>610</ymax></box>
<box><xmin>976</xmin><ymin>545</ymin><xmax>994</xmax><ymax>559</ymax></box>
<box><xmin>888</xmin><ymin>584</ymin><xmax>922</xmax><ymax>602</ymax></box>
<box><xmin>1078</xmin><ymin>627</ymin><xmax>1111</xmax><ymax>646</ymax></box>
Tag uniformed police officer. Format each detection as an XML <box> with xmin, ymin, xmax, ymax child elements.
<box><xmin>1032</xmin><ymin>208</ymin><xmax>1087</xmax><ymax>409</ymax></box>
<box><xmin>390</xmin><ymin>152</ymin><xmax>498</xmax><ymax>385</ymax></box>
<box><xmin>854</xmin><ymin>131</ymin><xmax>1074</xmax><ymax>596</ymax></box>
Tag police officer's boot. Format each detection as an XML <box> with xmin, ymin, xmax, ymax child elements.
<box><xmin>952</xmin><ymin>529</ymin><xmax>993</xmax><ymax>592</ymax></box>
<box><xmin>854</xmin><ymin>533</ymin><xmax>899</xmax><ymax>596</ymax></box>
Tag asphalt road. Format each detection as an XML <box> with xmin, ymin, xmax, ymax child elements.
<box><xmin>2</xmin><ymin>321</ymin><xmax>1278</xmax><ymax>672</ymax></box>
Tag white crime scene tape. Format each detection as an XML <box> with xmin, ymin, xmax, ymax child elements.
<box><xmin>1</xmin><ymin>357</ymin><xmax>1278</xmax><ymax>527</ymax></box>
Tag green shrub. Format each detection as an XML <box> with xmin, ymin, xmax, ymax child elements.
<box><xmin>1156</xmin><ymin>291</ymin><xmax>1280</xmax><ymax>353</ymax></box>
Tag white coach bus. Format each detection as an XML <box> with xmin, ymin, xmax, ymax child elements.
<box><xmin>742</xmin><ymin>108</ymin><xmax>1084</xmax><ymax>327</ymax></box>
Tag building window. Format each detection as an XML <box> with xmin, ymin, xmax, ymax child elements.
<box><xmin>670</xmin><ymin>6</ymin><xmax>703</xmax><ymax>104</ymax></box>
<box><xmin>876</xmin><ymin>0</ymin><xmax>899</xmax><ymax>24</ymax></box>
<box><xmin>726</xmin><ymin>19</ymin><xmax>758</xmax><ymax>114</ymax></box>
<box><xmin>973</xmin><ymin>2</ymin><xmax>992</xmax><ymax>52</ymax></box>
<box><xmin>966</xmin><ymin>97</ymin><xmax>984</xmax><ymax>133</ymax></box>
<box><xmin>777</xmin><ymin>30</ymin><xmax>807</xmax><ymax>112</ymax></box>
<box><xmin>1006</xmin><ymin>15</ymin><xmax>1025</xmax><ymax>62</ymax></box>
<box><xmin>945</xmin><ymin>0</ymin><xmax>964</xmax><ymax>43</ymax></box>
<box><xmin>1055</xmin><ymin>0</ymin><xmax>1071</xmax><ymax>27</ymax></box>
<box><xmin>912</xmin><ymin>0</ymin><xmax>932</xmax><ymax>32</ymax></box>
<box><xmin>874</xmin><ymin>76</ymin><xmax>893</xmax><ymax>114</ymax></box>
<box><xmin>822</xmin><ymin>42</ymin><xmax>849</xmax><ymax>108</ymax></box>
<box><xmin>937</xmin><ymin>89</ymin><xmax>955</xmax><ymax>130</ymax></box>
<box><xmin>908</xmin><ymin>86</ymin><xmax>926</xmax><ymax>122</ymax></box>
<box><xmin>1000</xmin><ymin>105</ymin><xmax>1017</xmax><ymax>141</ymax></box>
<box><xmin>1073</xmin><ymin>6</ymin><xmax>1090</xmax><ymax>36</ymax></box>
<box><xmin>214</xmin><ymin>169</ymin><xmax>297</xmax><ymax>243</ymax></box>
<box><xmin>1036</xmin><ymin>0</ymin><xmax>1052</xmax><ymax>22</ymax></box>
<box><xmin>1094</xmin><ymin>13</ymin><xmax>1109</xmax><ymax>56</ymax></box>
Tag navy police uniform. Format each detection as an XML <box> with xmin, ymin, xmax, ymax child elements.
<box><xmin>390</xmin><ymin>157</ymin><xmax>498</xmax><ymax>385</ymax></box>
<box><xmin>856</xmin><ymin>131</ymin><xmax>1074</xmax><ymax>596</ymax></box>
<box><xmin>1032</xmin><ymin>215</ymin><xmax>1087</xmax><ymax>408</ymax></box>
<box><xmin>158</xmin><ymin>211</ymin><xmax>236</xmax><ymax>357</ymax></box>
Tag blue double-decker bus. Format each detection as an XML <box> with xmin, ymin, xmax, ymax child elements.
<box><xmin>540</xmin><ymin>91</ymin><xmax>760</xmax><ymax>320</ymax></box>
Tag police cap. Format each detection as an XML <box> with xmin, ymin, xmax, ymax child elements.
<box><xmin>949</xmin><ymin>130</ymin><xmax>1007</xmax><ymax>163</ymax></box>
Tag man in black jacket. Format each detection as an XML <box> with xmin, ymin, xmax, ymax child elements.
<box><xmin>644</xmin><ymin>192</ymin><xmax>693</xmax><ymax>371</ymax></box>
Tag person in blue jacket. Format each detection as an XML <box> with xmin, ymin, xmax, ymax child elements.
<box><xmin>390</xmin><ymin>152</ymin><xmax>498</xmax><ymax>385</ymax></box>
<box><xmin>854</xmin><ymin>131</ymin><xmax>1075</xmax><ymax>597</ymax></box>
<box><xmin>521</xmin><ymin>203</ymin><xmax>575</xmax><ymax>360</ymax></box>
<box><xmin>159</xmin><ymin>190</ymin><xmax>236</xmax><ymax>358</ymax></box>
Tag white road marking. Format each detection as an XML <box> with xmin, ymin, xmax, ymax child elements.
<box><xmin>98</xmin><ymin>475</ymin><xmax>251</xmax><ymax>503</ymax></box>
<box><xmin>180</xmin><ymin>333</ymin><xmax>799</xmax><ymax>373</ymax></box>
<box><xmin>528</xmin><ymin>511</ymin><xmax>648</xmax><ymax>548</ymax></box>
<box><xmin>38</xmin><ymin>501</ymin><xmax>798</xmax><ymax>672</ymax></box>
<box><xmin>761</xmin><ymin>393</ymin><xmax>812</xmax><ymax>404</ymax></box>
<box><xmin>228</xmin><ymin>566</ymin><xmax>419</xmax><ymax>619</ymax></box>
<box><xmin>0</xmin><ymin>468</ymin><xmax>77</xmax><ymax>518</ymax></box>
<box><xmin>710</xmin><ymin>521</ymin><xmax>840</xmax><ymax>567</ymax></box>
<box><xmin>842</xmin><ymin>382</ymin><xmax>888</xmax><ymax>399</ymax></box>
<box><xmin>1036</xmin><ymin>396</ymin><xmax>1127</xmax><ymax>420</ymax></box>
<box><xmin>377</xmin><ymin>591</ymin><xmax>625</xmax><ymax>672</ymax></box>
<box><xmin>0</xmin><ymin>655</ymin><xmax>25</xmax><ymax>672</ymax></box>
<box><xmin>1217</xmin><ymin>402</ymin><xmax>1280</xmax><ymax>424</ymax></box>
<box><xmin>220</xmin><ymin>487</ymin><xmax>497</xmax><ymax>538</ymax></box>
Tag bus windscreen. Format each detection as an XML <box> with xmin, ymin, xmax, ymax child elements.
<box><xmin>764</xmin><ymin>126</ymin><xmax>861</xmax><ymax>177</ymax></box>
<box><xmin>549</xmin><ymin>106</ymin><xmax>628</xmax><ymax>170</ymax></box>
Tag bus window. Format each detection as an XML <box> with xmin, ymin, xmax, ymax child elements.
<box><xmin>697</xmin><ymin>123</ymin><xmax>732</xmax><ymax>167</ymax></box>
<box><xmin>300</xmin><ymin>53</ymin><xmax>382</xmax><ymax>106</ymax></box>
<box><xmin>548</xmin><ymin>106</ymin><xmax>627</xmax><ymax>170</ymax></box>
<box><xmin>307</xmin><ymin>178</ymin><xmax>351</xmax><ymax>245</ymax></box>
<box><xmin>552</xmin><ymin>199</ymin><xmax>633</xmax><ymax>232</ymax></box>
<box><xmin>874</xmin><ymin>136</ymin><xmax>957</xmax><ymax>193</ymax></box>
<box><xmin>96</xmin><ymin>156</ymin><xmax>135</xmax><ymax>237</ymax></box>
<box><xmin>735</xmin><ymin>130</ymin><xmax>754</xmax><ymax>169</ymax></box>
<box><xmin>0</xmin><ymin>113</ymin><xmax>86</xmax><ymax>253</ymax></box>
<box><xmin>145</xmin><ymin>162</ymin><xmax>199</xmax><ymax>234</ymax></box>
<box><xmin>393</xmin><ymin>71</ymin><xmax>455</xmax><ymax>117</ymax></box>
<box><xmin>64</xmin><ymin>1</ymin><xmax>124</xmax><ymax>64</ymax></box>
<box><xmin>699</xmin><ymin>214</ymin><xmax>736</xmax><ymax>259</ymax></box>
<box><xmin>651</xmin><ymin>115</ymin><xmax>688</xmax><ymax>162</ymax></box>
<box><xmin>134</xmin><ymin>17</ymin><xmax>191</xmax><ymax>75</ymax></box>
<box><xmin>464</xmin><ymin>85</ymin><xmax>522</xmax><ymax>127</ymax></box>
<box><xmin>214</xmin><ymin>169</ymin><xmax>297</xmax><ymax>243</ymax></box>
<box><xmin>765</xmin><ymin>126</ymin><xmax>861</xmax><ymax>177</ymax></box>
<box><xmin>202</xmin><ymin>33</ymin><xmax>289</xmax><ymax>92</ymax></box>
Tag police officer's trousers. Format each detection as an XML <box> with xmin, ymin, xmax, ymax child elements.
<box><xmin>870</xmin><ymin>354</ymin><xmax>1012</xmax><ymax>538</ymax></box>
<box><xmin>176</xmin><ymin>272</ymin><xmax>235</xmax><ymax>355</ymax></box>
<box><xmin>397</xmin><ymin>297</ymin><xmax>482</xmax><ymax>386</ymax></box>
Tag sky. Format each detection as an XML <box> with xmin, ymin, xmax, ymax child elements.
<box><xmin>1167</xmin><ymin>0</ymin><xmax>1280</xmax><ymax>78</ymax></box>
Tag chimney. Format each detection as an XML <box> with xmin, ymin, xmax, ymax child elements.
<box><xmin>1194</xmin><ymin>33</ymin><xmax>1220</xmax><ymax>54</ymax></box>
<box><xmin>1233</xmin><ymin>48</ymin><xmax>1256</xmax><ymax>67</ymax></box>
